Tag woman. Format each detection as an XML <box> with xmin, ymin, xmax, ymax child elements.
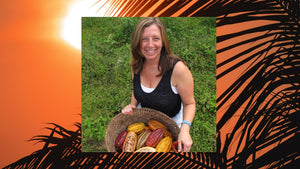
<box><xmin>122</xmin><ymin>17</ymin><xmax>195</xmax><ymax>152</ymax></box>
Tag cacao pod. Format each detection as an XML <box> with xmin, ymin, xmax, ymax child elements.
<box><xmin>148</xmin><ymin>119</ymin><xmax>167</xmax><ymax>131</ymax></box>
<box><xmin>172</xmin><ymin>141</ymin><xmax>178</xmax><ymax>153</ymax></box>
<box><xmin>122</xmin><ymin>131</ymin><xmax>137</xmax><ymax>152</ymax></box>
<box><xmin>145</xmin><ymin>128</ymin><xmax>164</xmax><ymax>147</ymax></box>
<box><xmin>135</xmin><ymin>146</ymin><xmax>156</xmax><ymax>152</ymax></box>
<box><xmin>127</xmin><ymin>122</ymin><xmax>145</xmax><ymax>134</ymax></box>
<box><xmin>162</xmin><ymin>128</ymin><xmax>173</xmax><ymax>138</ymax></box>
<box><xmin>115</xmin><ymin>130</ymin><xmax>127</xmax><ymax>150</ymax></box>
<box><xmin>155</xmin><ymin>136</ymin><xmax>172</xmax><ymax>152</ymax></box>
<box><xmin>136</xmin><ymin>129</ymin><xmax>152</xmax><ymax>149</ymax></box>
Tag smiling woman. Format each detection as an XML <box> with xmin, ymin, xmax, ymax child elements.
<box><xmin>81</xmin><ymin>17</ymin><xmax>216</xmax><ymax>152</ymax></box>
<box><xmin>60</xmin><ymin>0</ymin><xmax>110</xmax><ymax>49</ymax></box>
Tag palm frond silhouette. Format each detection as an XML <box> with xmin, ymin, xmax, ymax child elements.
<box><xmin>5</xmin><ymin>0</ymin><xmax>299</xmax><ymax>168</ymax></box>
<box><xmin>4</xmin><ymin>122</ymin><xmax>218</xmax><ymax>168</ymax></box>
<box><xmin>215</xmin><ymin>0</ymin><xmax>300</xmax><ymax>168</ymax></box>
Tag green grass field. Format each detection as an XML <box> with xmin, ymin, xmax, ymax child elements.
<box><xmin>81</xmin><ymin>17</ymin><xmax>216</xmax><ymax>152</ymax></box>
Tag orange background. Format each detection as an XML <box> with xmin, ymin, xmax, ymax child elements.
<box><xmin>0</xmin><ymin>1</ymin><xmax>81</xmax><ymax>167</ymax></box>
<box><xmin>0</xmin><ymin>0</ymin><xmax>293</xmax><ymax>168</ymax></box>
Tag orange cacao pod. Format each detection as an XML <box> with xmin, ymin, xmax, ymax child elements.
<box><xmin>136</xmin><ymin>129</ymin><xmax>152</xmax><ymax>149</ymax></box>
<box><xmin>127</xmin><ymin>122</ymin><xmax>145</xmax><ymax>134</ymax></box>
<box><xmin>115</xmin><ymin>130</ymin><xmax>127</xmax><ymax>150</ymax></box>
<box><xmin>148</xmin><ymin>119</ymin><xmax>167</xmax><ymax>131</ymax></box>
<box><xmin>145</xmin><ymin>128</ymin><xmax>164</xmax><ymax>147</ymax></box>
<box><xmin>162</xmin><ymin>128</ymin><xmax>173</xmax><ymax>138</ymax></box>
<box><xmin>122</xmin><ymin>131</ymin><xmax>137</xmax><ymax>152</ymax></box>
<box><xmin>155</xmin><ymin>136</ymin><xmax>172</xmax><ymax>152</ymax></box>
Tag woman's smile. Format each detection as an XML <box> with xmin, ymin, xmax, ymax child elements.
<box><xmin>145</xmin><ymin>48</ymin><xmax>157</xmax><ymax>54</ymax></box>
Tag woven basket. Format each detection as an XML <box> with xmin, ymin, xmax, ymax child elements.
<box><xmin>105</xmin><ymin>107</ymin><xmax>180</xmax><ymax>152</ymax></box>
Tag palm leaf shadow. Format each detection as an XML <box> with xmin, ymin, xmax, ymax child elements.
<box><xmin>3</xmin><ymin>122</ymin><xmax>219</xmax><ymax>168</ymax></box>
<box><xmin>4</xmin><ymin>0</ymin><xmax>300</xmax><ymax>168</ymax></box>
<box><xmin>213</xmin><ymin>0</ymin><xmax>300</xmax><ymax>168</ymax></box>
<box><xmin>3</xmin><ymin>123</ymin><xmax>116</xmax><ymax>168</ymax></box>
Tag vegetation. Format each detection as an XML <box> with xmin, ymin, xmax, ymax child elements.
<box><xmin>81</xmin><ymin>17</ymin><xmax>216</xmax><ymax>152</ymax></box>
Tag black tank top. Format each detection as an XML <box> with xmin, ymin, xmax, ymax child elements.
<box><xmin>133</xmin><ymin>58</ymin><xmax>182</xmax><ymax>117</ymax></box>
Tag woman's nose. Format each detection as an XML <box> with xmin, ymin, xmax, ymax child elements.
<box><xmin>148</xmin><ymin>39</ymin><xmax>154</xmax><ymax>47</ymax></box>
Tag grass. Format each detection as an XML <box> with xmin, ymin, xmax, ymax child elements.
<box><xmin>81</xmin><ymin>17</ymin><xmax>216</xmax><ymax>152</ymax></box>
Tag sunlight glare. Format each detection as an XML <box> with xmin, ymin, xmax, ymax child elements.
<box><xmin>61</xmin><ymin>0</ymin><xmax>110</xmax><ymax>50</ymax></box>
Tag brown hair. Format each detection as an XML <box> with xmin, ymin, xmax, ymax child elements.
<box><xmin>130</xmin><ymin>17</ymin><xmax>182</xmax><ymax>77</ymax></box>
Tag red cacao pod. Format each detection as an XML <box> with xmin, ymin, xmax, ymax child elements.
<box><xmin>115</xmin><ymin>130</ymin><xmax>127</xmax><ymax>150</ymax></box>
<box><xmin>145</xmin><ymin>128</ymin><xmax>164</xmax><ymax>147</ymax></box>
<box><xmin>172</xmin><ymin>141</ymin><xmax>178</xmax><ymax>153</ymax></box>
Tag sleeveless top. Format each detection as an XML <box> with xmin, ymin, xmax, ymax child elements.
<box><xmin>133</xmin><ymin>58</ymin><xmax>182</xmax><ymax>117</ymax></box>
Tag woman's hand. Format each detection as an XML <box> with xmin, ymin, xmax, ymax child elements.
<box><xmin>121</xmin><ymin>104</ymin><xmax>136</xmax><ymax>115</ymax></box>
<box><xmin>177</xmin><ymin>124</ymin><xmax>193</xmax><ymax>152</ymax></box>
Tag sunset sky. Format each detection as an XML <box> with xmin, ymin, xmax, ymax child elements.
<box><xmin>0</xmin><ymin>0</ymin><xmax>290</xmax><ymax>168</ymax></box>
<box><xmin>0</xmin><ymin>0</ymin><xmax>100</xmax><ymax>167</ymax></box>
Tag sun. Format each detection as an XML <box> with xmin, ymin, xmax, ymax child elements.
<box><xmin>60</xmin><ymin>0</ymin><xmax>111</xmax><ymax>50</ymax></box>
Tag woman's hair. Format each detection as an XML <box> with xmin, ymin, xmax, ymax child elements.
<box><xmin>130</xmin><ymin>17</ymin><xmax>182</xmax><ymax>76</ymax></box>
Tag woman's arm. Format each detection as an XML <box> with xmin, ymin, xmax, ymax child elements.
<box><xmin>172</xmin><ymin>61</ymin><xmax>196</xmax><ymax>152</ymax></box>
<box><xmin>121</xmin><ymin>92</ymin><xmax>138</xmax><ymax>115</ymax></box>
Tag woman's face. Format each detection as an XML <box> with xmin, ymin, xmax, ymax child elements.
<box><xmin>140</xmin><ymin>24</ymin><xmax>163</xmax><ymax>61</ymax></box>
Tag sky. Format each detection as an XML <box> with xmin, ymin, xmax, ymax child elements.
<box><xmin>0</xmin><ymin>0</ymin><xmax>100</xmax><ymax>167</ymax></box>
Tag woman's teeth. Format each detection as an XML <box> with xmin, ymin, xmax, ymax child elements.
<box><xmin>146</xmin><ymin>49</ymin><xmax>155</xmax><ymax>53</ymax></box>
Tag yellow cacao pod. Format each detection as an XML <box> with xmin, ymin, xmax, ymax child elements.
<box><xmin>127</xmin><ymin>122</ymin><xmax>145</xmax><ymax>134</ymax></box>
<box><xmin>148</xmin><ymin>119</ymin><xmax>167</xmax><ymax>131</ymax></box>
<box><xmin>122</xmin><ymin>131</ymin><xmax>137</xmax><ymax>152</ymax></box>
<box><xmin>155</xmin><ymin>136</ymin><xmax>172</xmax><ymax>152</ymax></box>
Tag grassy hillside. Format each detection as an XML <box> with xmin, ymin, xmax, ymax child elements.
<box><xmin>81</xmin><ymin>17</ymin><xmax>216</xmax><ymax>152</ymax></box>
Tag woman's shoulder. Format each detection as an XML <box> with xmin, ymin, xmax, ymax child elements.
<box><xmin>172</xmin><ymin>60</ymin><xmax>193</xmax><ymax>88</ymax></box>
<box><xmin>173</xmin><ymin>59</ymin><xmax>188</xmax><ymax>74</ymax></box>
<box><xmin>172</xmin><ymin>59</ymin><xmax>192</xmax><ymax>79</ymax></box>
